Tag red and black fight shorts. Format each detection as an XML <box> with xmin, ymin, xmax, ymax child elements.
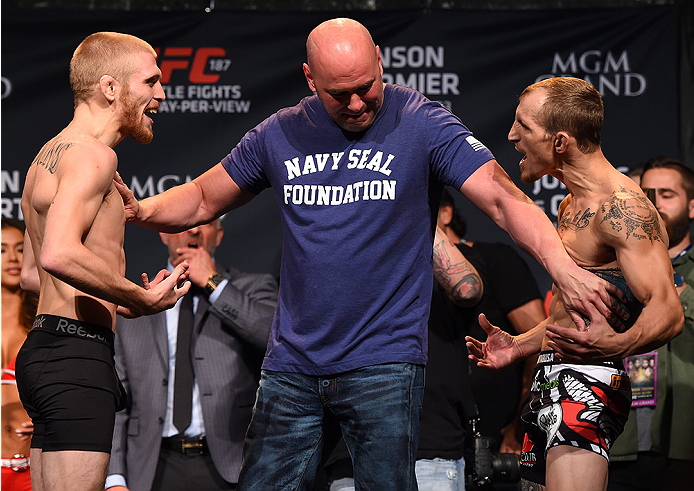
<box><xmin>519</xmin><ymin>351</ymin><xmax>631</xmax><ymax>485</ymax></box>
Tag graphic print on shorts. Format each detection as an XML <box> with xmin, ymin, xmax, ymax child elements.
<box><xmin>528</xmin><ymin>360</ymin><xmax>631</xmax><ymax>460</ymax></box>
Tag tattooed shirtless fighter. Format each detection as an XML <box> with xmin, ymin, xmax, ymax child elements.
<box><xmin>17</xmin><ymin>32</ymin><xmax>190</xmax><ymax>491</ymax></box>
<box><xmin>466</xmin><ymin>77</ymin><xmax>683</xmax><ymax>491</ymax></box>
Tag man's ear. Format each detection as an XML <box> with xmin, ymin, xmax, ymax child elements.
<box><xmin>215</xmin><ymin>226</ymin><xmax>224</xmax><ymax>248</ymax></box>
<box><xmin>687</xmin><ymin>198</ymin><xmax>694</xmax><ymax>221</ymax></box>
<box><xmin>376</xmin><ymin>45</ymin><xmax>384</xmax><ymax>76</ymax></box>
<box><xmin>303</xmin><ymin>63</ymin><xmax>316</xmax><ymax>93</ymax></box>
<box><xmin>100</xmin><ymin>75</ymin><xmax>117</xmax><ymax>102</ymax></box>
<box><xmin>438</xmin><ymin>203</ymin><xmax>453</xmax><ymax>227</ymax></box>
<box><xmin>554</xmin><ymin>131</ymin><xmax>570</xmax><ymax>154</ymax></box>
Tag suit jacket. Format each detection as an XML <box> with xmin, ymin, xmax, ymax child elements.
<box><xmin>109</xmin><ymin>264</ymin><xmax>278</xmax><ymax>490</ymax></box>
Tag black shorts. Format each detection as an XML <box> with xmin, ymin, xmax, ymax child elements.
<box><xmin>15</xmin><ymin>314</ymin><xmax>126</xmax><ymax>453</ymax></box>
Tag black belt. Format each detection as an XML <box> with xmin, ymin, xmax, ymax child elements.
<box><xmin>161</xmin><ymin>435</ymin><xmax>209</xmax><ymax>455</ymax></box>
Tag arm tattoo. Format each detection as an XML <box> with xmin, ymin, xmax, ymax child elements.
<box><xmin>558</xmin><ymin>208</ymin><xmax>595</xmax><ymax>233</ymax></box>
<box><xmin>32</xmin><ymin>138</ymin><xmax>73</xmax><ymax>174</ymax></box>
<box><xmin>449</xmin><ymin>274</ymin><xmax>483</xmax><ymax>305</ymax></box>
<box><xmin>600</xmin><ymin>187</ymin><xmax>663</xmax><ymax>242</ymax></box>
<box><xmin>433</xmin><ymin>239</ymin><xmax>483</xmax><ymax>302</ymax></box>
<box><xmin>521</xmin><ymin>479</ymin><xmax>546</xmax><ymax>491</ymax></box>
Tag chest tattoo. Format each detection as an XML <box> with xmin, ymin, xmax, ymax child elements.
<box><xmin>558</xmin><ymin>208</ymin><xmax>596</xmax><ymax>233</ymax></box>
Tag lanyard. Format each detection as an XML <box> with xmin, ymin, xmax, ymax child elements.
<box><xmin>673</xmin><ymin>245</ymin><xmax>692</xmax><ymax>263</ymax></box>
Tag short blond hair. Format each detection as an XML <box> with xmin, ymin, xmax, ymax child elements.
<box><xmin>69</xmin><ymin>32</ymin><xmax>157</xmax><ymax>107</ymax></box>
<box><xmin>521</xmin><ymin>77</ymin><xmax>603</xmax><ymax>153</ymax></box>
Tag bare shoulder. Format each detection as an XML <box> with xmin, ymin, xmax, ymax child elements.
<box><xmin>557</xmin><ymin>193</ymin><xmax>573</xmax><ymax>219</ymax></box>
<box><xmin>596</xmin><ymin>185</ymin><xmax>664</xmax><ymax>244</ymax></box>
<box><xmin>32</xmin><ymin>133</ymin><xmax>117</xmax><ymax>178</ymax></box>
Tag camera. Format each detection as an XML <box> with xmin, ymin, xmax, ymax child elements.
<box><xmin>465</xmin><ymin>417</ymin><xmax>521</xmax><ymax>489</ymax></box>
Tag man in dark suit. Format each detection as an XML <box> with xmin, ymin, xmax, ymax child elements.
<box><xmin>106</xmin><ymin>218</ymin><xmax>278</xmax><ymax>491</ymax></box>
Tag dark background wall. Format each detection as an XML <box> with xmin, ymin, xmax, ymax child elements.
<box><xmin>2</xmin><ymin>0</ymin><xmax>692</xmax><ymax>294</ymax></box>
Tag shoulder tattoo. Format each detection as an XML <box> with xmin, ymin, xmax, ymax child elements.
<box><xmin>558</xmin><ymin>208</ymin><xmax>596</xmax><ymax>233</ymax></box>
<box><xmin>600</xmin><ymin>187</ymin><xmax>663</xmax><ymax>242</ymax></box>
<box><xmin>32</xmin><ymin>138</ymin><xmax>73</xmax><ymax>174</ymax></box>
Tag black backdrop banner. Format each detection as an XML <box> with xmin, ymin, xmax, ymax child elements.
<box><xmin>1</xmin><ymin>7</ymin><xmax>678</xmax><ymax>291</ymax></box>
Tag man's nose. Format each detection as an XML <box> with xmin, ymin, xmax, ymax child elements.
<box><xmin>155</xmin><ymin>81</ymin><xmax>166</xmax><ymax>101</ymax></box>
<box><xmin>347</xmin><ymin>93</ymin><xmax>364</xmax><ymax>112</ymax></box>
<box><xmin>508</xmin><ymin>127</ymin><xmax>517</xmax><ymax>142</ymax></box>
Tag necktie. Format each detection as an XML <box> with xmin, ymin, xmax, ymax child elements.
<box><xmin>173</xmin><ymin>292</ymin><xmax>195</xmax><ymax>435</ymax></box>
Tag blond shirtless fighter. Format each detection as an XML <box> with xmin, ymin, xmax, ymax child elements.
<box><xmin>16</xmin><ymin>32</ymin><xmax>190</xmax><ymax>491</ymax></box>
<box><xmin>466</xmin><ymin>77</ymin><xmax>683</xmax><ymax>491</ymax></box>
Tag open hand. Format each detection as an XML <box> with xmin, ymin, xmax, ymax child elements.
<box><xmin>117</xmin><ymin>263</ymin><xmax>190</xmax><ymax>318</ymax></box>
<box><xmin>465</xmin><ymin>313</ymin><xmax>523</xmax><ymax>370</ymax></box>
<box><xmin>142</xmin><ymin>262</ymin><xmax>190</xmax><ymax>314</ymax></box>
<box><xmin>173</xmin><ymin>246</ymin><xmax>217</xmax><ymax>288</ymax></box>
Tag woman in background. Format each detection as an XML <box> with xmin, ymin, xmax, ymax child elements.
<box><xmin>2</xmin><ymin>218</ymin><xmax>38</xmax><ymax>490</ymax></box>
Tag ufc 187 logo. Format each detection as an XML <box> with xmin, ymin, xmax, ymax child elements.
<box><xmin>155</xmin><ymin>47</ymin><xmax>231</xmax><ymax>84</ymax></box>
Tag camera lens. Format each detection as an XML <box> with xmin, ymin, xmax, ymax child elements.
<box><xmin>492</xmin><ymin>453</ymin><xmax>521</xmax><ymax>482</ymax></box>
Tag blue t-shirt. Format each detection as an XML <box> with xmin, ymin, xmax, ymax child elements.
<box><xmin>222</xmin><ymin>84</ymin><xmax>494</xmax><ymax>375</ymax></box>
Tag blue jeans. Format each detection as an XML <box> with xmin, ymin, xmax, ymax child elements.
<box><xmin>415</xmin><ymin>458</ymin><xmax>466</xmax><ymax>491</ymax></box>
<box><xmin>237</xmin><ymin>363</ymin><xmax>425</xmax><ymax>491</ymax></box>
<box><xmin>330</xmin><ymin>457</ymin><xmax>466</xmax><ymax>491</ymax></box>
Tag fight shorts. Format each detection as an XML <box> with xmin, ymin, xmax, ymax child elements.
<box><xmin>519</xmin><ymin>351</ymin><xmax>631</xmax><ymax>485</ymax></box>
<box><xmin>15</xmin><ymin>314</ymin><xmax>126</xmax><ymax>453</ymax></box>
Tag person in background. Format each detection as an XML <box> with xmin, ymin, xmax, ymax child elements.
<box><xmin>114</xmin><ymin>19</ymin><xmax>628</xmax><ymax>490</ymax></box>
<box><xmin>2</xmin><ymin>219</ymin><xmax>38</xmax><ymax>491</ymax></box>
<box><xmin>608</xmin><ymin>157</ymin><xmax>694</xmax><ymax>491</ymax></box>
<box><xmin>17</xmin><ymin>32</ymin><xmax>189</xmax><ymax>491</ymax></box>
<box><xmin>106</xmin><ymin>218</ymin><xmax>278</xmax><ymax>491</ymax></box>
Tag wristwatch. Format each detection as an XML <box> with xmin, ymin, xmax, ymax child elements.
<box><xmin>204</xmin><ymin>273</ymin><xmax>224</xmax><ymax>295</ymax></box>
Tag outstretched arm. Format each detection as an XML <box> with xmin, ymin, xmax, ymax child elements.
<box><xmin>115</xmin><ymin>164</ymin><xmax>255</xmax><ymax>233</ymax></box>
<box><xmin>433</xmin><ymin>226</ymin><xmax>483</xmax><ymax>307</ymax></box>
<box><xmin>460</xmin><ymin>160</ymin><xmax>627</xmax><ymax>330</ymax></box>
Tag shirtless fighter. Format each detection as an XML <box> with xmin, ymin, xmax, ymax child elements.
<box><xmin>17</xmin><ymin>32</ymin><xmax>190</xmax><ymax>491</ymax></box>
<box><xmin>465</xmin><ymin>77</ymin><xmax>683</xmax><ymax>491</ymax></box>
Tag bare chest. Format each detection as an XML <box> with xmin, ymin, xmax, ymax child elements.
<box><xmin>85</xmin><ymin>186</ymin><xmax>126</xmax><ymax>249</ymax></box>
<box><xmin>557</xmin><ymin>204</ymin><xmax>615</xmax><ymax>268</ymax></box>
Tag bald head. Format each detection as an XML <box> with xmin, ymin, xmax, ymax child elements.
<box><xmin>303</xmin><ymin>18</ymin><xmax>384</xmax><ymax>133</ymax></box>
<box><xmin>306</xmin><ymin>18</ymin><xmax>376</xmax><ymax>66</ymax></box>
